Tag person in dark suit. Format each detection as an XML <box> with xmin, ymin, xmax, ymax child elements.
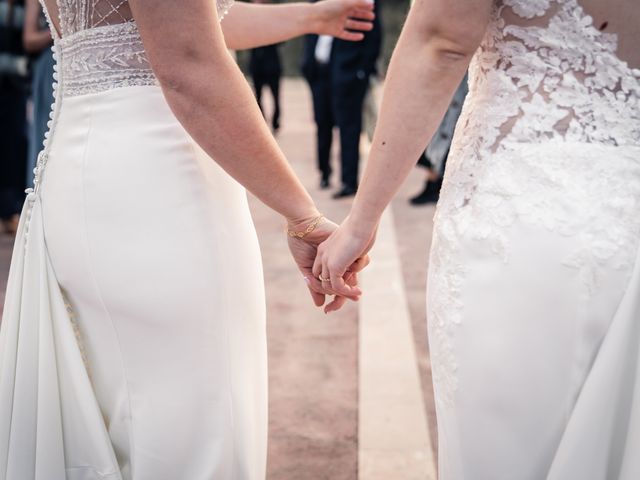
<box><xmin>249</xmin><ymin>42</ymin><xmax>282</xmax><ymax>132</ymax></box>
<box><xmin>302</xmin><ymin>34</ymin><xmax>334</xmax><ymax>189</ymax></box>
<box><xmin>302</xmin><ymin>0</ymin><xmax>381</xmax><ymax>197</ymax></box>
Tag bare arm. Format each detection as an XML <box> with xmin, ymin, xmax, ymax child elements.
<box><xmin>314</xmin><ymin>0</ymin><xmax>493</xmax><ymax>297</ymax></box>
<box><xmin>351</xmin><ymin>0</ymin><xmax>492</xmax><ymax>232</ymax></box>
<box><xmin>129</xmin><ymin>0</ymin><xmax>362</xmax><ymax>305</ymax></box>
<box><xmin>23</xmin><ymin>0</ymin><xmax>52</xmax><ymax>53</ymax></box>
<box><xmin>130</xmin><ymin>0</ymin><xmax>319</xmax><ymax>223</ymax></box>
<box><xmin>221</xmin><ymin>0</ymin><xmax>375</xmax><ymax>51</ymax></box>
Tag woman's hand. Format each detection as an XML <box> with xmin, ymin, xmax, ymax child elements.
<box><xmin>287</xmin><ymin>215</ymin><xmax>364</xmax><ymax>311</ymax></box>
<box><xmin>312</xmin><ymin>215</ymin><xmax>376</xmax><ymax>312</ymax></box>
<box><xmin>220</xmin><ymin>0</ymin><xmax>375</xmax><ymax>51</ymax></box>
<box><xmin>311</xmin><ymin>0</ymin><xmax>376</xmax><ymax>42</ymax></box>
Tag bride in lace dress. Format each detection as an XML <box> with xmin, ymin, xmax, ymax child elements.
<box><xmin>0</xmin><ymin>0</ymin><xmax>374</xmax><ymax>479</ymax></box>
<box><xmin>316</xmin><ymin>0</ymin><xmax>640</xmax><ymax>478</ymax></box>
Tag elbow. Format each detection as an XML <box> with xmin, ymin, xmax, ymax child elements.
<box><xmin>422</xmin><ymin>21</ymin><xmax>486</xmax><ymax>62</ymax></box>
<box><xmin>153</xmin><ymin>51</ymin><xmax>205</xmax><ymax>99</ymax></box>
<box><xmin>410</xmin><ymin>8</ymin><xmax>488</xmax><ymax>63</ymax></box>
<box><xmin>22</xmin><ymin>34</ymin><xmax>38</xmax><ymax>54</ymax></box>
<box><xmin>152</xmin><ymin>44</ymin><xmax>229</xmax><ymax>97</ymax></box>
<box><xmin>154</xmin><ymin>67</ymin><xmax>184</xmax><ymax>97</ymax></box>
<box><xmin>153</xmin><ymin>51</ymin><xmax>195</xmax><ymax>95</ymax></box>
<box><xmin>428</xmin><ymin>36</ymin><xmax>479</xmax><ymax>65</ymax></box>
<box><xmin>151</xmin><ymin>50</ymin><xmax>234</xmax><ymax>117</ymax></box>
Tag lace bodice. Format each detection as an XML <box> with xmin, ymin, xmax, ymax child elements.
<box><xmin>440</xmin><ymin>0</ymin><xmax>640</xmax><ymax>217</ymax></box>
<box><xmin>429</xmin><ymin>0</ymin><xmax>640</xmax><ymax>408</ymax></box>
<box><xmin>464</xmin><ymin>0</ymin><xmax>640</xmax><ymax>151</ymax></box>
<box><xmin>40</xmin><ymin>0</ymin><xmax>235</xmax><ymax>96</ymax></box>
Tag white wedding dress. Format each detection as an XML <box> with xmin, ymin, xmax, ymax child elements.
<box><xmin>428</xmin><ymin>0</ymin><xmax>640</xmax><ymax>478</ymax></box>
<box><xmin>0</xmin><ymin>2</ymin><xmax>268</xmax><ymax>479</ymax></box>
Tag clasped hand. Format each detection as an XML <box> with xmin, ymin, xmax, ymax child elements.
<box><xmin>287</xmin><ymin>216</ymin><xmax>375</xmax><ymax>313</ymax></box>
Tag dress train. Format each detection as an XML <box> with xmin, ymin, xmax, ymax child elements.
<box><xmin>548</xmin><ymin>244</ymin><xmax>640</xmax><ymax>479</ymax></box>
<box><xmin>0</xmin><ymin>195</ymin><xmax>121</xmax><ymax>480</ymax></box>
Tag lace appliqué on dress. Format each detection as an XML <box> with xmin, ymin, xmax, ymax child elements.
<box><xmin>503</xmin><ymin>0</ymin><xmax>551</xmax><ymax>19</ymax></box>
<box><xmin>217</xmin><ymin>0</ymin><xmax>235</xmax><ymax>20</ymax></box>
<box><xmin>428</xmin><ymin>0</ymin><xmax>640</xmax><ymax>408</ymax></box>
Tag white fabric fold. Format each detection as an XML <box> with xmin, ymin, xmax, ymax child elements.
<box><xmin>0</xmin><ymin>196</ymin><xmax>121</xmax><ymax>480</ymax></box>
<box><xmin>547</xmin><ymin>244</ymin><xmax>640</xmax><ymax>479</ymax></box>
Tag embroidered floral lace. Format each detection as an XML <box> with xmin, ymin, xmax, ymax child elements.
<box><xmin>40</xmin><ymin>0</ymin><xmax>235</xmax><ymax>97</ymax></box>
<box><xmin>428</xmin><ymin>0</ymin><xmax>640</xmax><ymax>407</ymax></box>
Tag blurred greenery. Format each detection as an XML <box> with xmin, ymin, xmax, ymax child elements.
<box><xmin>236</xmin><ymin>0</ymin><xmax>411</xmax><ymax>77</ymax></box>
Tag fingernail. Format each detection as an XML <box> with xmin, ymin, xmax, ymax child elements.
<box><xmin>304</xmin><ymin>276</ymin><xmax>311</xmax><ymax>285</ymax></box>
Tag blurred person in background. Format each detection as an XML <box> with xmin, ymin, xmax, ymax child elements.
<box><xmin>0</xmin><ymin>0</ymin><xmax>28</xmax><ymax>235</ymax></box>
<box><xmin>302</xmin><ymin>31</ymin><xmax>334</xmax><ymax>189</ymax></box>
<box><xmin>23</xmin><ymin>0</ymin><xmax>53</xmax><ymax>187</ymax></box>
<box><xmin>249</xmin><ymin>0</ymin><xmax>282</xmax><ymax>133</ymax></box>
<box><xmin>410</xmin><ymin>75</ymin><xmax>467</xmax><ymax>205</ymax></box>
<box><xmin>302</xmin><ymin>0</ymin><xmax>381</xmax><ymax>197</ymax></box>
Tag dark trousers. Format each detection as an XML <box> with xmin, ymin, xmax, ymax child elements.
<box><xmin>0</xmin><ymin>82</ymin><xmax>27</xmax><ymax>219</ymax></box>
<box><xmin>417</xmin><ymin>147</ymin><xmax>450</xmax><ymax>175</ymax></box>
<box><xmin>309</xmin><ymin>64</ymin><xmax>333</xmax><ymax>181</ymax></box>
<box><xmin>253</xmin><ymin>72</ymin><xmax>281</xmax><ymax>129</ymax></box>
<box><xmin>333</xmin><ymin>78</ymin><xmax>368</xmax><ymax>189</ymax></box>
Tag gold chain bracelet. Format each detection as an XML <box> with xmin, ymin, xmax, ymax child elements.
<box><xmin>286</xmin><ymin>215</ymin><xmax>325</xmax><ymax>239</ymax></box>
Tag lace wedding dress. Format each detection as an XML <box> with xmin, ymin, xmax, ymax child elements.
<box><xmin>0</xmin><ymin>1</ymin><xmax>269</xmax><ymax>479</ymax></box>
<box><xmin>427</xmin><ymin>0</ymin><xmax>640</xmax><ymax>478</ymax></box>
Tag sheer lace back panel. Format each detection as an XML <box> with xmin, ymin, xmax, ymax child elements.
<box><xmin>57</xmin><ymin>0</ymin><xmax>134</xmax><ymax>35</ymax></box>
<box><xmin>458</xmin><ymin>0</ymin><xmax>640</xmax><ymax>153</ymax></box>
<box><xmin>39</xmin><ymin>0</ymin><xmax>234</xmax><ymax>97</ymax></box>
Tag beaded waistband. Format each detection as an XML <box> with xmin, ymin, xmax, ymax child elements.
<box><xmin>57</xmin><ymin>22</ymin><xmax>158</xmax><ymax>97</ymax></box>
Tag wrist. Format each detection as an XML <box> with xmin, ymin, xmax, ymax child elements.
<box><xmin>305</xmin><ymin>2</ymin><xmax>323</xmax><ymax>35</ymax></box>
<box><xmin>286</xmin><ymin>213</ymin><xmax>326</xmax><ymax>240</ymax></box>
<box><xmin>285</xmin><ymin>203</ymin><xmax>322</xmax><ymax>230</ymax></box>
<box><xmin>344</xmin><ymin>209</ymin><xmax>378</xmax><ymax>240</ymax></box>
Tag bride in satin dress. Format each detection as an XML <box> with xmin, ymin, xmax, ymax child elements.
<box><xmin>0</xmin><ymin>0</ymin><xmax>374</xmax><ymax>479</ymax></box>
<box><xmin>317</xmin><ymin>0</ymin><xmax>640</xmax><ymax>478</ymax></box>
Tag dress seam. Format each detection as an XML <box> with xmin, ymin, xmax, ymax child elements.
<box><xmin>186</xmin><ymin>138</ymin><xmax>239</xmax><ymax>478</ymax></box>
<box><xmin>79</xmin><ymin>99</ymin><xmax>136</xmax><ymax>477</ymax></box>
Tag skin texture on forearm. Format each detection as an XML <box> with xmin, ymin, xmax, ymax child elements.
<box><xmin>221</xmin><ymin>0</ymin><xmax>374</xmax><ymax>50</ymax></box>
<box><xmin>23</xmin><ymin>29</ymin><xmax>52</xmax><ymax>52</ymax></box>
<box><xmin>165</xmin><ymin>56</ymin><xmax>319</xmax><ymax>223</ymax></box>
<box><xmin>221</xmin><ymin>2</ymin><xmax>313</xmax><ymax>50</ymax></box>
<box><xmin>349</xmin><ymin>0</ymin><xmax>493</xmax><ymax>233</ymax></box>
<box><xmin>130</xmin><ymin>0</ymin><xmax>318</xmax><ymax>223</ymax></box>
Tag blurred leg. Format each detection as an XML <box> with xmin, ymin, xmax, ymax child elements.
<box><xmin>333</xmin><ymin>79</ymin><xmax>367</xmax><ymax>190</ymax></box>
<box><xmin>310</xmin><ymin>68</ymin><xmax>334</xmax><ymax>182</ymax></box>
<box><xmin>269</xmin><ymin>73</ymin><xmax>281</xmax><ymax>130</ymax></box>
<box><xmin>252</xmin><ymin>73</ymin><xmax>265</xmax><ymax>116</ymax></box>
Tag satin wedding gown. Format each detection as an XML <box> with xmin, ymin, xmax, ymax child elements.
<box><xmin>427</xmin><ymin>0</ymin><xmax>640</xmax><ymax>478</ymax></box>
<box><xmin>0</xmin><ymin>1</ymin><xmax>268</xmax><ymax>479</ymax></box>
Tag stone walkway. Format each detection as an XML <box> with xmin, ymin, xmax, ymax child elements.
<box><xmin>0</xmin><ymin>79</ymin><xmax>438</xmax><ymax>479</ymax></box>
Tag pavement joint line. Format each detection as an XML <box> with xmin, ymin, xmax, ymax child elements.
<box><xmin>357</xmin><ymin>159</ymin><xmax>437</xmax><ymax>477</ymax></box>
